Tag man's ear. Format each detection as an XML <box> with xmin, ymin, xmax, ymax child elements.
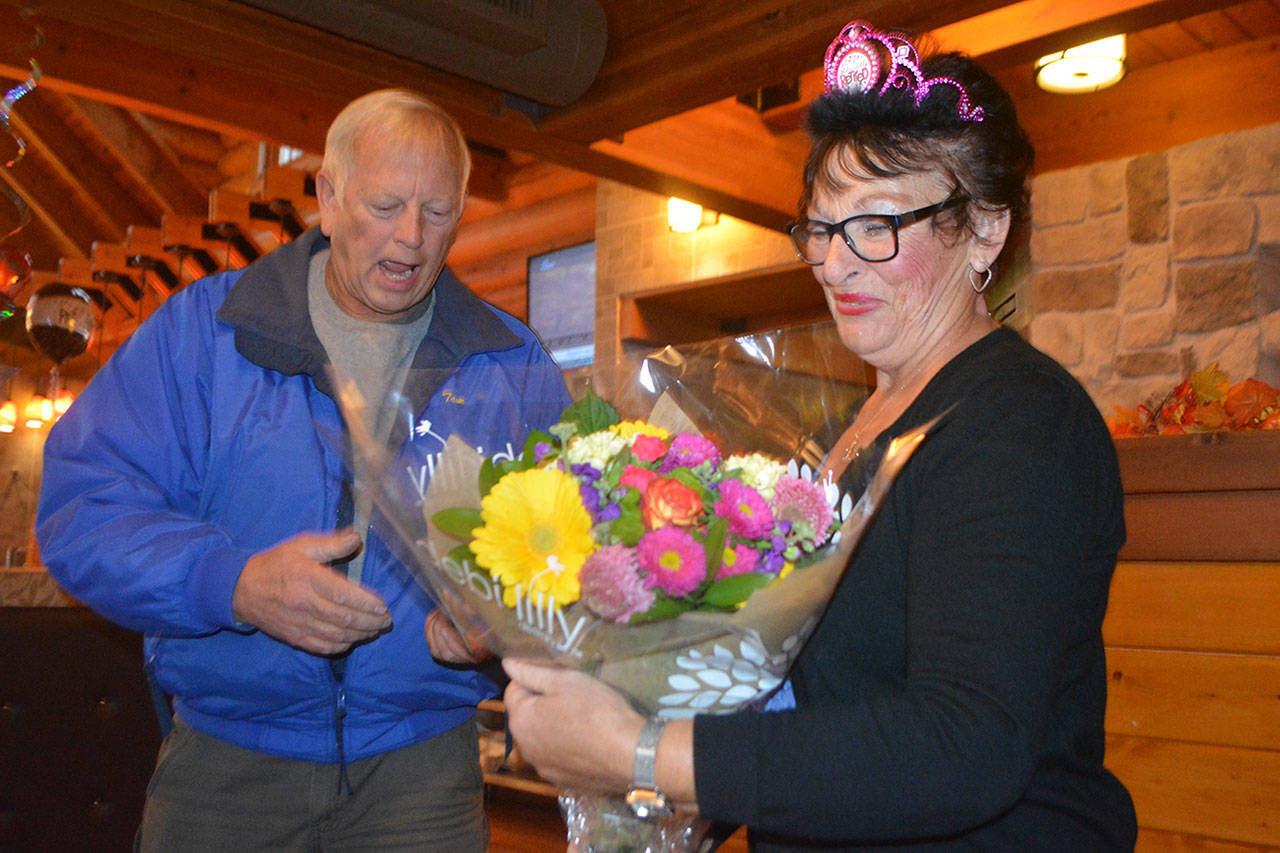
<box><xmin>316</xmin><ymin>172</ymin><xmax>337</xmax><ymax>237</ymax></box>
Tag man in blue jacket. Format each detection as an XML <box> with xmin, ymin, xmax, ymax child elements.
<box><xmin>36</xmin><ymin>89</ymin><xmax>570</xmax><ymax>850</ymax></box>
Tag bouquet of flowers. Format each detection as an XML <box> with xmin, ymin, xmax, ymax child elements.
<box><xmin>339</xmin><ymin>325</ymin><xmax>937</xmax><ymax>852</ymax></box>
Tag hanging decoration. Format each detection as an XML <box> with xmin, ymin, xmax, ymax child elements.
<box><xmin>0</xmin><ymin>9</ymin><xmax>44</xmax><ymax>321</ymax></box>
<box><xmin>25</xmin><ymin>283</ymin><xmax>94</xmax><ymax>417</ymax></box>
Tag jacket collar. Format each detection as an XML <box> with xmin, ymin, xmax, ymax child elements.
<box><xmin>216</xmin><ymin>226</ymin><xmax>523</xmax><ymax>400</ymax></box>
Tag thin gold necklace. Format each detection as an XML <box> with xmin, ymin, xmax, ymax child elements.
<box><xmin>840</xmin><ymin>387</ymin><xmax>900</xmax><ymax>463</ymax></box>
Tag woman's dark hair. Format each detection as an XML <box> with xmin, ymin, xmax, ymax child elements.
<box><xmin>801</xmin><ymin>45</ymin><xmax>1034</xmax><ymax>237</ymax></box>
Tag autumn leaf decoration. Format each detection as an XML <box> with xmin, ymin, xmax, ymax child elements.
<box><xmin>1108</xmin><ymin>363</ymin><xmax>1280</xmax><ymax>437</ymax></box>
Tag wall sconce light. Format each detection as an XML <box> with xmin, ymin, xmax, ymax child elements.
<box><xmin>668</xmin><ymin>197</ymin><xmax>719</xmax><ymax>233</ymax></box>
<box><xmin>1035</xmin><ymin>35</ymin><xmax>1126</xmax><ymax>94</ymax></box>
<box><xmin>24</xmin><ymin>394</ymin><xmax>51</xmax><ymax>429</ymax></box>
<box><xmin>0</xmin><ymin>399</ymin><xmax>15</xmax><ymax>433</ymax></box>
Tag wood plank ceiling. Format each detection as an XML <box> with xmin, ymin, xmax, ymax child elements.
<box><xmin>0</xmin><ymin>0</ymin><xmax>1277</xmax><ymax>378</ymax></box>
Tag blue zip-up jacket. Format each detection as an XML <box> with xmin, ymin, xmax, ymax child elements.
<box><xmin>36</xmin><ymin>228</ymin><xmax>570</xmax><ymax>762</ymax></box>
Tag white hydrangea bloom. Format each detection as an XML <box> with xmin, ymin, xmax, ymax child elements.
<box><xmin>723</xmin><ymin>452</ymin><xmax>788</xmax><ymax>500</ymax></box>
<box><xmin>564</xmin><ymin>430</ymin><xmax>627</xmax><ymax>470</ymax></box>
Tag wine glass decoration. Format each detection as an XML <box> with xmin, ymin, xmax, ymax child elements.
<box><xmin>25</xmin><ymin>283</ymin><xmax>94</xmax><ymax>406</ymax></box>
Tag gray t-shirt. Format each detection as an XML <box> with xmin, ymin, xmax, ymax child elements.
<box><xmin>308</xmin><ymin>249</ymin><xmax>435</xmax><ymax>583</ymax></box>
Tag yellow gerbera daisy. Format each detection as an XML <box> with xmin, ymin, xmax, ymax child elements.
<box><xmin>470</xmin><ymin>466</ymin><xmax>595</xmax><ymax>609</ymax></box>
<box><xmin>610</xmin><ymin>419</ymin><xmax>670</xmax><ymax>442</ymax></box>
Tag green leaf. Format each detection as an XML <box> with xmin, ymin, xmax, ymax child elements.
<box><xmin>560</xmin><ymin>387</ymin><xmax>619</xmax><ymax>435</ymax></box>
<box><xmin>610</xmin><ymin>510</ymin><xmax>646</xmax><ymax>547</ymax></box>
<box><xmin>630</xmin><ymin>595</ymin><xmax>693</xmax><ymax>624</ymax></box>
<box><xmin>446</xmin><ymin>543</ymin><xmax>476</xmax><ymax>566</ymax></box>
<box><xmin>701</xmin><ymin>572</ymin><xmax>773</xmax><ymax>608</ymax></box>
<box><xmin>701</xmin><ymin>516</ymin><xmax>727</xmax><ymax>579</ymax></box>
<box><xmin>478</xmin><ymin>458</ymin><xmax>501</xmax><ymax>498</ymax></box>
<box><xmin>431</xmin><ymin>507</ymin><xmax>484</xmax><ymax>540</ymax></box>
<box><xmin>666</xmin><ymin>466</ymin><xmax>706</xmax><ymax>495</ymax></box>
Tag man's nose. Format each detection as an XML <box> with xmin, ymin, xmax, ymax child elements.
<box><xmin>396</xmin><ymin>210</ymin><xmax>424</xmax><ymax>247</ymax></box>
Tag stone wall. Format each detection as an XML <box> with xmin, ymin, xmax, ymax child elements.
<box><xmin>594</xmin><ymin>122</ymin><xmax>1280</xmax><ymax>415</ymax></box>
<box><xmin>1027</xmin><ymin>122</ymin><xmax>1280</xmax><ymax>416</ymax></box>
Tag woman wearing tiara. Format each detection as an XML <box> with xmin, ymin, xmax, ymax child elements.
<box><xmin>502</xmin><ymin>21</ymin><xmax>1136</xmax><ymax>850</ymax></box>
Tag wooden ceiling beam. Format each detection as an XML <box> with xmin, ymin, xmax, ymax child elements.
<box><xmin>758</xmin><ymin>0</ymin><xmax>1249</xmax><ymax>133</ymax></box>
<box><xmin>450</xmin><ymin>186</ymin><xmax>595</xmax><ymax>269</ymax></box>
<box><xmin>946</xmin><ymin>0</ymin><xmax>1248</xmax><ymax>69</ymax></box>
<box><xmin>68</xmin><ymin>95</ymin><xmax>210</xmax><ymax>217</ymax></box>
<box><xmin>0</xmin><ymin>1</ymin><xmax>794</xmax><ymax>228</ymax></box>
<box><xmin>541</xmin><ymin>0</ymin><xmax>1013</xmax><ymax>142</ymax></box>
<box><xmin>0</xmin><ymin>152</ymin><xmax>101</xmax><ymax>258</ymax></box>
<box><xmin>1</xmin><ymin>88</ymin><xmax>147</xmax><ymax>240</ymax></box>
<box><xmin>1006</xmin><ymin>32</ymin><xmax>1280</xmax><ymax>173</ymax></box>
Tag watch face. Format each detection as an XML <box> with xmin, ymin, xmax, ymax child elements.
<box><xmin>626</xmin><ymin>787</ymin><xmax>673</xmax><ymax>820</ymax></box>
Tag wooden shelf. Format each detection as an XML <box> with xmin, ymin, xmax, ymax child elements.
<box><xmin>618</xmin><ymin>263</ymin><xmax>828</xmax><ymax>346</ymax></box>
<box><xmin>1115</xmin><ymin>431</ymin><xmax>1280</xmax><ymax>561</ymax></box>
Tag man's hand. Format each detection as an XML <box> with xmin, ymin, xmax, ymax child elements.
<box><xmin>233</xmin><ymin>530</ymin><xmax>391</xmax><ymax>655</ymax></box>
<box><xmin>423</xmin><ymin>608</ymin><xmax>491</xmax><ymax>664</ymax></box>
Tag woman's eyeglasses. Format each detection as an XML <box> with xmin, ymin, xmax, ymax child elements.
<box><xmin>786</xmin><ymin>196</ymin><xmax>967</xmax><ymax>264</ymax></box>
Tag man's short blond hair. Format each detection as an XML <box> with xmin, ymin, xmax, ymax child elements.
<box><xmin>320</xmin><ymin>89</ymin><xmax>471</xmax><ymax>201</ymax></box>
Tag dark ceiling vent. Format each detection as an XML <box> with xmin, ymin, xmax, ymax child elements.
<box><xmin>234</xmin><ymin>0</ymin><xmax>607</xmax><ymax>107</ymax></box>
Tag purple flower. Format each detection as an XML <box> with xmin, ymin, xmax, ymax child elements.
<box><xmin>533</xmin><ymin>441</ymin><xmax>553</xmax><ymax>463</ymax></box>
<box><xmin>659</xmin><ymin>433</ymin><xmax>721</xmax><ymax>473</ymax></box>
<box><xmin>579</xmin><ymin>484</ymin><xmax>603</xmax><ymax>518</ymax></box>
<box><xmin>714</xmin><ymin>480</ymin><xmax>774</xmax><ymax>539</ymax></box>
<box><xmin>637</xmin><ymin>527</ymin><xmax>706</xmax><ymax>597</ymax></box>
<box><xmin>579</xmin><ymin>545</ymin><xmax>654</xmax><ymax>623</ymax></box>
<box><xmin>571</xmin><ymin>462</ymin><xmax>602</xmax><ymax>484</ymax></box>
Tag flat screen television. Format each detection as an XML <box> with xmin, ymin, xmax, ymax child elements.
<box><xmin>527</xmin><ymin>241</ymin><xmax>595</xmax><ymax>370</ymax></box>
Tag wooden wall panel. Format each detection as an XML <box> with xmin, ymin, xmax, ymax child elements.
<box><xmin>1104</xmin><ymin>562</ymin><xmax>1280</xmax><ymax>654</ymax></box>
<box><xmin>1105</xmin><ymin>647</ymin><xmax>1280</xmax><ymax>749</ymax></box>
<box><xmin>1105</xmin><ymin>735</ymin><xmax>1280</xmax><ymax>847</ymax></box>
<box><xmin>1104</xmin><ymin>558</ymin><xmax>1280</xmax><ymax>850</ymax></box>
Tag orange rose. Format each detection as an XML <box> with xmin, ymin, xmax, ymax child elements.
<box><xmin>641</xmin><ymin>477</ymin><xmax>703</xmax><ymax>530</ymax></box>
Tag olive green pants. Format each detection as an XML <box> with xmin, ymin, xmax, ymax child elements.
<box><xmin>136</xmin><ymin>716</ymin><xmax>487</xmax><ymax>852</ymax></box>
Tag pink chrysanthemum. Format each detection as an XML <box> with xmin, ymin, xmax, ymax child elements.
<box><xmin>716</xmin><ymin>543</ymin><xmax>760</xmax><ymax>580</ymax></box>
<box><xmin>631</xmin><ymin>434</ymin><xmax>668</xmax><ymax>463</ymax></box>
<box><xmin>714</xmin><ymin>480</ymin><xmax>774</xmax><ymax>539</ymax></box>
<box><xmin>659</xmin><ymin>433</ymin><xmax>721</xmax><ymax>472</ymax></box>
<box><xmin>578</xmin><ymin>545</ymin><xmax>655</xmax><ymax>623</ymax></box>
<box><xmin>637</xmin><ymin>527</ymin><xmax>706</xmax><ymax>597</ymax></box>
<box><xmin>771</xmin><ymin>475</ymin><xmax>834</xmax><ymax>543</ymax></box>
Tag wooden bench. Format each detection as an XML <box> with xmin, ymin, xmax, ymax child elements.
<box><xmin>1106</xmin><ymin>433</ymin><xmax>1280</xmax><ymax>850</ymax></box>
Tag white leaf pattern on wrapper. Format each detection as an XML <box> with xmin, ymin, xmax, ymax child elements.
<box><xmin>654</xmin><ymin>630</ymin><xmax>813</xmax><ymax>719</ymax></box>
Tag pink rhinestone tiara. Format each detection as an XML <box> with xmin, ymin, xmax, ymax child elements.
<box><xmin>822</xmin><ymin>21</ymin><xmax>984</xmax><ymax>122</ymax></box>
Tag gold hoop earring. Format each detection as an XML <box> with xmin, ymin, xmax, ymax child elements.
<box><xmin>969</xmin><ymin>266</ymin><xmax>993</xmax><ymax>294</ymax></box>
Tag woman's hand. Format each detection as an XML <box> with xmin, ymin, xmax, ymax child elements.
<box><xmin>502</xmin><ymin>658</ymin><xmax>644</xmax><ymax>794</ymax></box>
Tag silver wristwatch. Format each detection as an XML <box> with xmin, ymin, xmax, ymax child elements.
<box><xmin>625</xmin><ymin>717</ymin><xmax>673</xmax><ymax>819</ymax></box>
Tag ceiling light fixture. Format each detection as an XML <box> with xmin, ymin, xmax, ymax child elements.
<box><xmin>1035</xmin><ymin>35</ymin><xmax>1126</xmax><ymax>94</ymax></box>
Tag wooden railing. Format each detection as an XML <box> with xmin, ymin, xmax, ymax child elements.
<box><xmin>27</xmin><ymin>164</ymin><xmax>320</xmax><ymax>367</ymax></box>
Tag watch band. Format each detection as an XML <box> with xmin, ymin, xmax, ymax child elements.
<box><xmin>626</xmin><ymin>717</ymin><xmax>673</xmax><ymax>819</ymax></box>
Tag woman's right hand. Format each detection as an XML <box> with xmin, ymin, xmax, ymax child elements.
<box><xmin>502</xmin><ymin>658</ymin><xmax>644</xmax><ymax>794</ymax></box>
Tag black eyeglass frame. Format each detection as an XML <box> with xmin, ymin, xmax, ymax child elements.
<box><xmin>786</xmin><ymin>195</ymin><xmax>968</xmax><ymax>265</ymax></box>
